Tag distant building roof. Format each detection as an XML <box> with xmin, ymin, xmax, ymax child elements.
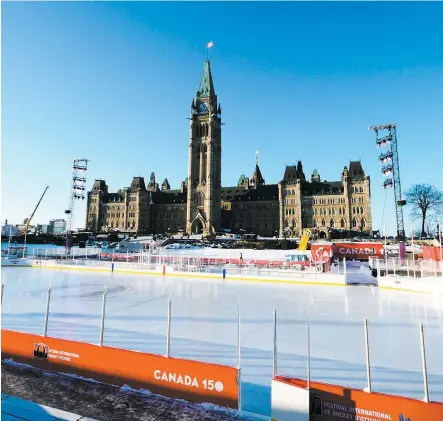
<box><xmin>302</xmin><ymin>181</ymin><xmax>343</xmax><ymax>195</ymax></box>
<box><xmin>151</xmin><ymin>191</ymin><xmax>187</xmax><ymax>205</ymax></box>
<box><xmin>349</xmin><ymin>161</ymin><xmax>365</xmax><ymax>178</ymax></box>
<box><xmin>131</xmin><ymin>177</ymin><xmax>146</xmax><ymax>191</ymax></box>
<box><xmin>103</xmin><ymin>192</ymin><xmax>125</xmax><ymax>203</ymax></box>
<box><xmin>222</xmin><ymin>184</ymin><xmax>278</xmax><ymax>202</ymax></box>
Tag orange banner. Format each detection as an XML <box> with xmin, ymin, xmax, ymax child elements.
<box><xmin>1</xmin><ymin>329</ymin><xmax>239</xmax><ymax>409</ymax></box>
<box><xmin>311</xmin><ymin>244</ymin><xmax>334</xmax><ymax>263</ymax></box>
<box><xmin>275</xmin><ymin>376</ymin><xmax>443</xmax><ymax>421</ymax></box>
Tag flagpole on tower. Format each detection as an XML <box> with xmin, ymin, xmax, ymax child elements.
<box><xmin>206</xmin><ymin>41</ymin><xmax>214</xmax><ymax>61</ymax></box>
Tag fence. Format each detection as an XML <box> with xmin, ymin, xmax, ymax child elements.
<box><xmin>1</xmin><ymin>283</ymin><xmax>242</xmax><ymax>409</ymax></box>
<box><xmin>272</xmin><ymin>314</ymin><xmax>434</xmax><ymax>403</ymax></box>
<box><xmin>2</xmin><ymin>282</ymin><xmax>442</xmax><ymax>415</ymax></box>
<box><xmin>31</xmin><ymin>247</ymin><xmax>102</xmax><ymax>260</ymax></box>
<box><xmin>28</xmin><ymin>247</ymin><xmax>344</xmax><ymax>275</ymax></box>
<box><xmin>370</xmin><ymin>257</ymin><xmax>443</xmax><ymax>279</ymax></box>
<box><xmin>31</xmin><ymin>257</ymin><xmax>343</xmax><ymax>284</ymax></box>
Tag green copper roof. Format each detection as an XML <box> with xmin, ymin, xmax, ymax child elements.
<box><xmin>197</xmin><ymin>60</ymin><xmax>215</xmax><ymax>98</ymax></box>
<box><xmin>237</xmin><ymin>174</ymin><xmax>247</xmax><ymax>186</ymax></box>
<box><xmin>312</xmin><ymin>168</ymin><xmax>319</xmax><ymax>176</ymax></box>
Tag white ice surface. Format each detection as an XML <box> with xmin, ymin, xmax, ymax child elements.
<box><xmin>1</xmin><ymin>267</ymin><xmax>443</xmax><ymax>417</ymax></box>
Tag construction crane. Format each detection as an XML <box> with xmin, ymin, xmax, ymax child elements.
<box><xmin>20</xmin><ymin>186</ymin><xmax>49</xmax><ymax>235</ymax></box>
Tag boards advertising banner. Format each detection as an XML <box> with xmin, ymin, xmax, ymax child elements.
<box><xmin>273</xmin><ymin>376</ymin><xmax>443</xmax><ymax>421</ymax></box>
<box><xmin>333</xmin><ymin>243</ymin><xmax>384</xmax><ymax>260</ymax></box>
<box><xmin>1</xmin><ymin>329</ymin><xmax>239</xmax><ymax>408</ymax></box>
<box><xmin>310</xmin><ymin>244</ymin><xmax>334</xmax><ymax>263</ymax></box>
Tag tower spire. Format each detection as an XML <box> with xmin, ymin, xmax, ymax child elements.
<box><xmin>197</xmin><ymin>60</ymin><xmax>215</xmax><ymax>98</ymax></box>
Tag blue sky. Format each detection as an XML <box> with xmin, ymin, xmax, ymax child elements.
<box><xmin>2</xmin><ymin>2</ymin><xmax>442</xmax><ymax>234</ymax></box>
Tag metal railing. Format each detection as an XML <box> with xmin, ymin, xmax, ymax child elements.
<box><xmin>272</xmin><ymin>312</ymin><xmax>433</xmax><ymax>403</ymax></box>
<box><xmin>1</xmin><ymin>282</ymin><xmax>437</xmax><ymax>406</ymax></box>
<box><xmin>371</xmin><ymin>257</ymin><xmax>443</xmax><ymax>278</ymax></box>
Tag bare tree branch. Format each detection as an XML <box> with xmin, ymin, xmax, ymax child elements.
<box><xmin>405</xmin><ymin>184</ymin><xmax>443</xmax><ymax>237</ymax></box>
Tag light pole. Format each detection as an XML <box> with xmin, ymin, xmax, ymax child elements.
<box><xmin>369</xmin><ymin>124</ymin><xmax>406</xmax><ymax>240</ymax></box>
<box><xmin>65</xmin><ymin>159</ymin><xmax>89</xmax><ymax>251</ymax></box>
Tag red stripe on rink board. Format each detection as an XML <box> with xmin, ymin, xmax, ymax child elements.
<box><xmin>1</xmin><ymin>329</ymin><xmax>239</xmax><ymax>409</ymax></box>
<box><xmin>273</xmin><ymin>375</ymin><xmax>443</xmax><ymax>421</ymax></box>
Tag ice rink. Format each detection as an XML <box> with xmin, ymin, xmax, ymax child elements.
<box><xmin>2</xmin><ymin>267</ymin><xmax>443</xmax><ymax>416</ymax></box>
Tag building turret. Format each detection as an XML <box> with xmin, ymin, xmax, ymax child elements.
<box><xmin>147</xmin><ymin>172</ymin><xmax>158</xmax><ymax>192</ymax></box>
<box><xmin>311</xmin><ymin>169</ymin><xmax>321</xmax><ymax>182</ymax></box>
<box><xmin>162</xmin><ymin>178</ymin><xmax>171</xmax><ymax>191</ymax></box>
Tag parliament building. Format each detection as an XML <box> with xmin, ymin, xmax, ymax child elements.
<box><xmin>86</xmin><ymin>59</ymin><xmax>372</xmax><ymax>239</ymax></box>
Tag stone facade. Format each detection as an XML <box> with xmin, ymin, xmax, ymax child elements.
<box><xmin>86</xmin><ymin>60</ymin><xmax>372</xmax><ymax>238</ymax></box>
<box><xmin>186</xmin><ymin>60</ymin><xmax>222</xmax><ymax>235</ymax></box>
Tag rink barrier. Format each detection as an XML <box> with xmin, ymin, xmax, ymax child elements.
<box><xmin>1</xmin><ymin>329</ymin><xmax>240</xmax><ymax>409</ymax></box>
<box><xmin>270</xmin><ymin>316</ymin><xmax>443</xmax><ymax>421</ymax></box>
<box><xmin>1</xmin><ymin>284</ymin><xmax>241</xmax><ymax>409</ymax></box>
<box><xmin>28</xmin><ymin>259</ymin><xmax>347</xmax><ymax>287</ymax></box>
<box><xmin>271</xmin><ymin>376</ymin><xmax>443</xmax><ymax>421</ymax></box>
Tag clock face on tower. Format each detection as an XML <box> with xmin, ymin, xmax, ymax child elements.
<box><xmin>198</xmin><ymin>102</ymin><xmax>208</xmax><ymax>113</ymax></box>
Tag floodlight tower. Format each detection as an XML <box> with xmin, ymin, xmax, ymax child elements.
<box><xmin>369</xmin><ymin>123</ymin><xmax>406</xmax><ymax>240</ymax></box>
<box><xmin>65</xmin><ymin>159</ymin><xmax>89</xmax><ymax>249</ymax></box>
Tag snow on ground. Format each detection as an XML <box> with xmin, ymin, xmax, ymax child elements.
<box><xmin>2</xmin><ymin>360</ymin><xmax>261</xmax><ymax>421</ymax></box>
<box><xmin>2</xmin><ymin>267</ymin><xmax>443</xmax><ymax>417</ymax></box>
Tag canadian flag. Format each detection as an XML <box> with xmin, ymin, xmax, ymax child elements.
<box><xmin>207</xmin><ymin>41</ymin><xmax>214</xmax><ymax>48</ymax></box>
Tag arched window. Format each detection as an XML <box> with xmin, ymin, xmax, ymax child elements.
<box><xmin>332</xmin><ymin>209</ymin><xmax>335</xmax><ymax>215</ymax></box>
<box><xmin>197</xmin><ymin>191</ymin><xmax>205</xmax><ymax>207</ymax></box>
<box><xmin>357</xmin><ymin>207</ymin><xmax>360</xmax><ymax>214</ymax></box>
<box><xmin>361</xmin><ymin>218</ymin><xmax>366</xmax><ymax>229</ymax></box>
<box><xmin>353</xmin><ymin>207</ymin><xmax>356</xmax><ymax>214</ymax></box>
<box><xmin>328</xmin><ymin>208</ymin><xmax>332</xmax><ymax>215</ymax></box>
<box><xmin>341</xmin><ymin>218</ymin><xmax>345</xmax><ymax>228</ymax></box>
<box><xmin>360</xmin><ymin>206</ymin><xmax>364</xmax><ymax>214</ymax></box>
<box><xmin>339</xmin><ymin>208</ymin><xmax>342</xmax><ymax>215</ymax></box>
<box><xmin>360</xmin><ymin>187</ymin><xmax>363</xmax><ymax>193</ymax></box>
<box><xmin>292</xmin><ymin>189</ymin><xmax>295</xmax><ymax>195</ymax></box>
<box><xmin>330</xmin><ymin>219</ymin><xmax>335</xmax><ymax>228</ymax></box>
<box><xmin>292</xmin><ymin>208</ymin><xmax>295</xmax><ymax>215</ymax></box>
<box><xmin>313</xmin><ymin>219</ymin><xmax>317</xmax><ymax>227</ymax></box>
<box><xmin>321</xmin><ymin>219</ymin><xmax>326</xmax><ymax>227</ymax></box>
<box><xmin>352</xmin><ymin>218</ymin><xmax>357</xmax><ymax>228</ymax></box>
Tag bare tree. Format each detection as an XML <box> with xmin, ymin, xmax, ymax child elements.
<box><xmin>405</xmin><ymin>184</ymin><xmax>443</xmax><ymax>237</ymax></box>
<box><xmin>425</xmin><ymin>219</ymin><xmax>435</xmax><ymax>238</ymax></box>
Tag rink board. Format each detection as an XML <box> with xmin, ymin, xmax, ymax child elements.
<box><xmin>28</xmin><ymin>260</ymin><xmax>347</xmax><ymax>286</ymax></box>
<box><xmin>1</xmin><ymin>329</ymin><xmax>239</xmax><ymax>409</ymax></box>
<box><xmin>271</xmin><ymin>375</ymin><xmax>443</xmax><ymax>421</ymax></box>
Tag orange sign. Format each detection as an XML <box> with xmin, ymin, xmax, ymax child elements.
<box><xmin>1</xmin><ymin>329</ymin><xmax>239</xmax><ymax>409</ymax></box>
<box><xmin>311</xmin><ymin>244</ymin><xmax>334</xmax><ymax>263</ymax></box>
<box><xmin>334</xmin><ymin>242</ymin><xmax>384</xmax><ymax>260</ymax></box>
<box><xmin>275</xmin><ymin>376</ymin><xmax>443</xmax><ymax>421</ymax></box>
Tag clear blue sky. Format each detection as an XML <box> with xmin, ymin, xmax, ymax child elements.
<box><xmin>2</xmin><ymin>2</ymin><xmax>442</xmax><ymax>234</ymax></box>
